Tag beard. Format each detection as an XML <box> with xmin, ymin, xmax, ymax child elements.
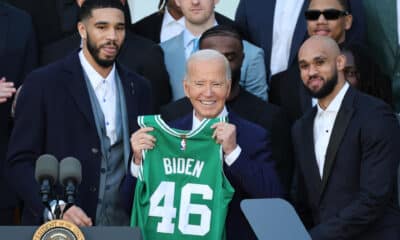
<box><xmin>86</xmin><ymin>34</ymin><xmax>120</xmax><ymax>68</ymax></box>
<box><xmin>305</xmin><ymin>72</ymin><xmax>338</xmax><ymax>99</ymax></box>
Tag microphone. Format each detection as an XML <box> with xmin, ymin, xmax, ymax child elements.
<box><xmin>59</xmin><ymin>157</ymin><xmax>82</xmax><ymax>212</ymax></box>
<box><xmin>35</xmin><ymin>154</ymin><xmax>59</xmax><ymax>207</ymax></box>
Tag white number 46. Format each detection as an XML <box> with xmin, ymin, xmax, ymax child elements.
<box><xmin>149</xmin><ymin>181</ymin><xmax>213</xmax><ymax>236</ymax></box>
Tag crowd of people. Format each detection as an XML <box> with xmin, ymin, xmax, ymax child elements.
<box><xmin>1</xmin><ymin>0</ymin><xmax>400</xmax><ymax>239</ymax></box>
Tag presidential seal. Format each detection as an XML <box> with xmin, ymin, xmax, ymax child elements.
<box><xmin>32</xmin><ymin>220</ymin><xmax>85</xmax><ymax>240</ymax></box>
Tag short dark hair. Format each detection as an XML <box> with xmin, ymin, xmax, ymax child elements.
<box><xmin>79</xmin><ymin>0</ymin><xmax>125</xmax><ymax>21</ymax></box>
<box><xmin>199</xmin><ymin>25</ymin><xmax>243</xmax><ymax>49</ymax></box>
<box><xmin>309</xmin><ymin>0</ymin><xmax>350</xmax><ymax>12</ymax></box>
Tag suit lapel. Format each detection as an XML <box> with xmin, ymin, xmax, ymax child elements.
<box><xmin>374</xmin><ymin>0</ymin><xmax>399</xmax><ymax>57</ymax></box>
<box><xmin>301</xmin><ymin>108</ymin><xmax>323</xmax><ymax>193</ymax></box>
<box><xmin>320</xmin><ymin>88</ymin><xmax>355</xmax><ymax>197</ymax></box>
<box><xmin>63</xmin><ymin>51</ymin><xmax>97</xmax><ymax>129</ymax></box>
<box><xmin>118</xmin><ymin>65</ymin><xmax>139</xmax><ymax>131</ymax></box>
<box><xmin>0</xmin><ymin>5</ymin><xmax>9</xmax><ymax>55</ymax></box>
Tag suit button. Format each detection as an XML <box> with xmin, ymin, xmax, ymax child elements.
<box><xmin>91</xmin><ymin>148</ymin><xmax>99</xmax><ymax>154</ymax></box>
<box><xmin>100</xmin><ymin>168</ymin><xmax>106</xmax><ymax>174</ymax></box>
<box><xmin>90</xmin><ymin>186</ymin><xmax>97</xmax><ymax>192</ymax></box>
<box><xmin>395</xmin><ymin>72</ymin><xmax>400</xmax><ymax>77</ymax></box>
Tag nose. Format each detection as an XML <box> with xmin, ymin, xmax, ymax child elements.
<box><xmin>307</xmin><ymin>64</ymin><xmax>319</xmax><ymax>77</ymax></box>
<box><xmin>203</xmin><ymin>84</ymin><xmax>213</xmax><ymax>97</ymax></box>
<box><xmin>317</xmin><ymin>13</ymin><xmax>328</xmax><ymax>23</ymax></box>
<box><xmin>192</xmin><ymin>0</ymin><xmax>200</xmax><ymax>5</ymax></box>
<box><xmin>106</xmin><ymin>28</ymin><xmax>117</xmax><ymax>41</ymax></box>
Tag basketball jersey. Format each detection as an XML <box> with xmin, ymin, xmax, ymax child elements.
<box><xmin>131</xmin><ymin>115</ymin><xmax>234</xmax><ymax>240</ymax></box>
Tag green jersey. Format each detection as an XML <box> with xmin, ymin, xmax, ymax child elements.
<box><xmin>131</xmin><ymin>115</ymin><xmax>234</xmax><ymax>240</ymax></box>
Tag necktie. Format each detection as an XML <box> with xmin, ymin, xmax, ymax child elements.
<box><xmin>191</xmin><ymin>37</ymin><xmax>200</xmax><ymax>55</ymax></box>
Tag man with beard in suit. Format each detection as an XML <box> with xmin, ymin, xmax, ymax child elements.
<box><xmin>292</xmin><ymin>35</ymin><xmax>400</xmax><ymax>239</ymax></box>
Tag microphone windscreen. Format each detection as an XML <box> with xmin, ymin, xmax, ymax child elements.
<box><xmin>34</xmin><ymin>154</ymin><xmax>59</xmax><ymax>184</ymax></box>
<box><xmin>59</xmin><ymin>157</ymin><xmax>82</xmax><ymax>186</ymax></box>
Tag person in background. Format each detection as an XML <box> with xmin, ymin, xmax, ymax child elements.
<box><xmin>0</xmin><ymin>2</ymin><xmax>37</xmax><ymax>225</ymax></box>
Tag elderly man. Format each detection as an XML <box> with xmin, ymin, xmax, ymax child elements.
<box><xmin>128</xmin><ymin>49</ymin><xmax>283</xmax><ymax>239</ymax></box>
<box><xmin>292</xmin><ymin>35</ymin><xmax>400</xmax><ymax>239</ymax></box>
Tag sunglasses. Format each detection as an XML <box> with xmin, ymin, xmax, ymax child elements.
<box><xmin>305</xmin><ymin>9</ymin><xmax>349</xmax><ymax>20</ymax></box>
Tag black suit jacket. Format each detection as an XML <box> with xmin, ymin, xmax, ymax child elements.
<box><xmin>292</xmin><ymin>87</ymin><xmax>400</xmax><ymax>239</ymax></box>
<box><xmin>160</xmin><ymin>89</ymin><xmax>294</xmax><ymax>193</ymax></box>
<box><xmin>132</xmin><ymin>11</ymin><xmax>236</xmax><ymax>43</ymax></box>
<box><xmin>41</xmin><ymin>31</ymin><xmax>171</xmax><ymax>111</ymax></box>
<box><xmin>0</xmin><ymin>2</ymin><xmax>37</xmax><ymax>216</ymax></box>
<box><xmin>6</xmin><ymin>50</ymin><xmax>152</xmax><ymax>225</ymax></box>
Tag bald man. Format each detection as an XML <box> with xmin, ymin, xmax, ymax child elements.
<box><xmin>292</xmin><ymin>36</ymin><xmax>400</xmax><ymax>240</ymax></box>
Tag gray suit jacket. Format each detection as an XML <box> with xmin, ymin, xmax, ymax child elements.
<box><xmin>364</xmin><ymin>0</ymin><xmax>400</xmax><ymax>112</ymax></box>
<box><xmin>160</xmin><ymin>31</ymin><xmax>268</xmax><ymax>101</ymax></box>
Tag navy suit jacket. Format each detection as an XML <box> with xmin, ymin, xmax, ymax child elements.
<box><xmin>292</xmin><ymin>87</ymin><xmax>400</xmax><ymax>239</ymax></box>
<box><xmin>6</xmin><ymin>50</ymin><xmax>152</xmax><ymax>225</ymax></box>
<box><xmin>123</xmin><ymin>112</ymin><xmax>283</xmax><ymax>239</ymax></box>
<box><xmin>170</xmin><ymin>112</ymin><xmax>283</xmax><ymax>239</ymax></box>
<box><xmin>0</xmin><ymin>2</ymin><xmax>37</xmax><ymax>213</ymax></box>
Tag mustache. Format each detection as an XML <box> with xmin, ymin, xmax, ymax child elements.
<box><xmin>100</xmin><ymin>41</ymin><xmax>118</xmax><ymax>49</ymax></box>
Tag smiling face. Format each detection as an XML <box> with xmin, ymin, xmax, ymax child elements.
<box><xmin>175</xmin><ymin>0</ymin><xmax>218</xmax><ymax>25</ymax></box>
<box><xmin>78</xmin><ymin>7</ymin><xmax>125</xmax><ymax>68</ymax></box>
<box><xmin>298</xmin><ymin>36</ymin><xmax>346</xmax><ymax>100</ymax></box>
<box><xmin>306</xmin><ymin>0</ymin><xmax>352</xmax><ymax>43</ymax></box>
<box><xmin>184</xmin><ymin>56</ymin><xmax>230</xmax><ymax>121</ymax></box>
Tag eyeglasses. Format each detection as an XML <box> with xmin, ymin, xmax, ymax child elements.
<box><xmin>305</xmin><ymin>9</ymin><xmax>349</xmax><ymax>21</ymax></box>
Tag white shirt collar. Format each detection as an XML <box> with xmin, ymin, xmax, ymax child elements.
<box><xmin>78</xmin><ymin>50</ymin><xmax>116</xmax><ymax>90</ymax></box>
<box><xmin>162</xmin><ymin>7</ymin><xmax>185</xmax><ymax>27</ymax></box>
<box><xmin>192</xmin><ymin>106</ymin><xmax>228</xmax><ymax>129</ymax></box>
<box><xmin>317</xmin><ymin>82</ymin><xmax>350</xmax><ymax>114</ymax></box>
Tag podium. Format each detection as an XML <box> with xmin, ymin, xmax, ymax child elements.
<box><xmin>241</xmin><ymin>198</ymin><xmax>311</xmax><ymax>240</ymax></box>
<box><xmin>0</xmin><ymin>225</ymin><xmax>142</xmax><ymax>240</ymax></box>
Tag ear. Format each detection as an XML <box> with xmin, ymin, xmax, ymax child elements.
<box><xmin>77</xmin><ymin>22</ymin><xmax>87</xmax><ymax>40</ymax></box>
<box><xmin>336</xmin><ymin>54</ymin><xmax>346</xmax><ymax>72</ymax></box>
<box><xmin>174</xmin><ymin>0</ymin><xmax>181</xmax><ymax>7</ymax></box>
<box><xmin>183</xmin><ymin>79</ymin><xmax>190</xmax><ymax>98</ymax></box>
<box><xmin>344</xmin><ymin>14</ymin><xmax>353</xmax><ymax>31</ymax></box>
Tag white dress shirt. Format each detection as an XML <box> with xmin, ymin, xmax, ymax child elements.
<box><xmin>160</xmin><ymin>7</ymin><xmax>185</xmax><ymax>43</ymax></box>
<box><xmin>79</xmin><ymin>50</ymin><xmax>118</xmax><ymax>144</ymax></box>
<box><xmin>270</xmin><ymin>0</ymin><xmax>304</xmax><ymax>76</ymax></box>
<box><xmin>313</xmin><ymin>82</ymin><xmax>349</xmax><ymax>178</ymax></box>
<box><xmin>131</xmin><ymin>106</ymin><xmax>241</xmax><ymax>177</ymax></box>
<box><xmin>397</xmin><ymin>0</ymin><xmax>400</xmax><ymax>45</ymax></box>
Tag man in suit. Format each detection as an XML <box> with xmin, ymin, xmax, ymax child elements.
<box><xmin>161</xmin><ymin>24</ymin><xmax>293</xmax><ymax>193</ymax></box>
<box><xmin>131</xmin><ymin>0</ymin><xmax>185</xmax><ymax>43</ymax></box>
<box><xmin>161</xmin><ymin>0</ymin><xmax>268</xmax><ymax>101</ymax></box>
<box><xmin>6</xmin><ymin>0</ymin><xmax>151</xmax><ymax>226</ymax></box>
<box><xmin>364</xmin><ymin>0</ymin><xmax>400</xmax><ymax>113</ymax></box>
<box><xmin>129</xmin><ymin>49</ymin><xmax>283</xmax><ymax>239</ymax></box>
<box><xmin>40</xmin><ymin>0</ymin><xmax>171</xmax><ymax>112</ymax></box>
<box><xmin>292</xmin><ymin>35</ymin><xmax>400</xmax><ymax>239</ymax></box>
<box><xmin>235</xmin><ymin>0</ymin><xmax>365</xmax><ymax>121</ymax></box>
<box><xmin>0</xmin><ymin>2</ymin><xmax>38</xmax><ymax>225</ymax></box>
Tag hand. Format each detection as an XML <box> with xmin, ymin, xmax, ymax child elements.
<box><xmin>62</xmin><ymin>205</ymin><xmax>93</xmax><ymax>227</ymax></box>
<box><xmin>130</xmin><ymin>127</ymin><xmax>155</xmax><ymax>165</ymax></box>
<box><xmin>211</xmin><ymin>122</ymin><xmax>237</xmax><ymax>155</ymax></box>
<box><xmin>0</xmin><ymin>77</ymin><xmax>16</xmax><ymax>104</ymax></box>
